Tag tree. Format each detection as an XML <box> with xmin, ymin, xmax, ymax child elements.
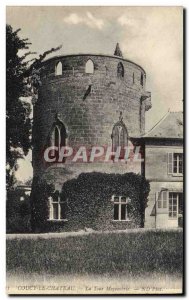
<box><xmin>6</xmin><ymin>25</ymin><xmax>32</xmax><ymax>189</ymax></box>
<box><xmin>6</xmin><ymin>24</ymin><xmax>62</xmax><ymax>189</ymax></box>
<box><xmin>30</xmin><ymin>176</ymin><xmax>55</xmax><ymax>232</ymax></box>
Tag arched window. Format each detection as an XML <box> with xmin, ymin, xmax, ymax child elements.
<box><xmin>49</xmin><ymin>116</ymin><xmax>67</xmax><ymax>161</ymax></box>
<box><xmin>117</xmin><ymin>62</ymin><xmax>124</xmax><ymax>78</ymax></box>
<box><xmin>140</xmin><ymin>73</ymin><xmax>144</xmax><ymax>86</ymax></box>
<box><xmin>85</xmin><ymin>59</ymin><xmax>94</xmax><ymax>74</ymax></box>
<box><xmin>51</xmin><ymin>122</ymin><xmax>66</xmax><ymax>149</ymax></box>
<box><xmin>111</xmin><ymin>118</ymin><xmax>128</xmax><ymax>159</ymax></box>
<box><xmin>55</xmin><ymin>61</ymin><xmax>62</xmax><ymax>76</ymax></box>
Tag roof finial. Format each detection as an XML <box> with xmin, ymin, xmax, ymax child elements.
<box><xmin>114</xmin><ymin>43</ymin><xmax>123</xmax><ymax>58</ymax></box>
<box><xmin>55</xmin><ymin>112</ymin><xmax>61</xmax><ymax>121</ymax></box>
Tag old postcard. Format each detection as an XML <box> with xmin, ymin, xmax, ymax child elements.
<box><xmin>6</xmin><ymin>6</ymin><xmax>183</xmax><ymax>295</ymax></box>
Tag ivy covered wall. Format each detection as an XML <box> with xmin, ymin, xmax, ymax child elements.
<box><xmin>31</xmin><ymin>172</ymin><xmax>150</xmax><ymax>232</ymax></box>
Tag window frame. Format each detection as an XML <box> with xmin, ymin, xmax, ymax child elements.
<box><xmin>168</xmin><ymin>152</ymin><xmax>183</xmax><ymax>176</ymax></box>
<box><xmin>112</xmin><ymin>195</ymin><xmax>131</xmax><ymax>221</ymax></box>
<box><xmin>49</xmin><ymin>119</ymin><xmax>67</xmax><ymax>161</ymax></box>
<box><xmin>48</xmin><ymin>196</ymin><xmax>68</xmax><ymax>221</ymax></box>
<box><xmin>157</xmin><ymin>191</ymin><xmax>168</xmax><ymax>209</ymax></box>
<box><xmin>168</xmin><ymin>192</ymin><xmax>178</xmax><ymax>219</ymax></box>
<box><xmin>111</xmin><ymin>121</ymin><xmax>128</xmax><ymax>160</ymax></box>
<box><xmin>173</xmin><ymin>153</ymin><xmax>183</xmax><ymax>175</ymax></box>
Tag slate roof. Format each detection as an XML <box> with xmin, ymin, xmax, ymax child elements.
<box><xmin>143</xmin><ymin>111</ymin><xmax>183</xmax><ymax>139</ymax></box>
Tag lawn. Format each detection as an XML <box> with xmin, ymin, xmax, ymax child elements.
<box><xmin>7</xmin><ymin>230</ymin><xmax>183</xmax><ymax>277</ymax></box>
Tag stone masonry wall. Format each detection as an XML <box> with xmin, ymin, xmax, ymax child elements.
<box><xmin>33</xmin><ymin>54</ymin><xmax>151</xmax><ymax>184</ymax></box>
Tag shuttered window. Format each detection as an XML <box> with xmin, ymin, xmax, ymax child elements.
<box><xmin>168</xmin><ymin>153</ymin><xmax>173</xmax><ymax>174</ymax></box>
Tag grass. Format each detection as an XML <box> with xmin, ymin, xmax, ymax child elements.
<box><xmin>6</xmin><ymin>230</ymin><xmax>183</xmax><ymax>277</ymax></box>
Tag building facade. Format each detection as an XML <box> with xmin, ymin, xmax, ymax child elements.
<box><xmin>143</xmin><ymin>112</ymin><xmax>183</xmax><ymax>228</ymax></box>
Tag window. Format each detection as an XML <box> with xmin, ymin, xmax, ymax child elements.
<box><xmin>140</xmin><ymin>73</ymin><xmax>144</xmax><ymax>86</ymax></box>
<box><xmin>168</xmin><ymin>153</ymin><xmax>183</xmax><ymax>175</ymax></box>
<box><xmin>48</xmin><ymin>194</ymin><xmax>67</xmax><ymax>221</ymax></box>
<box><xmin>50</xmin><ymin>124</ymin><xmax>66</xmax><ymax>157</ymax></box>
<box><xmin>113</xmin><ymin>196</ymin><xmax>131</xmax><ymax>221</ymax></box>
<box><xmin>112</xmin><ymin>120</ymin><xmax>128</xmax><ymax>159</ymax></box>
<box><xmin>157</xmin><ymin>191</ymin><xmax>167</xmax><ymax>209</ymax></box>
<box><xmin>85</xmin><ymin>59</ymin><xmax>94</xmax><ymax>74</ymax></box>
<box><xmin>169</xmin><ymin>192</ymin><xmax>183</xmax><ymax>219</ymax></box>
<box><xmin>117</xmin><ymin>62</ymin><xmax>124</xmax><ymax>78</ymax></box>
<box><xmin>55</xmin><ymin>61</ymin><xmax>62</xmax><ymax>76</ymax></box>
<box><xmin>49</xmin><ymin>118</ymin><xmax>67</xmax><ymax>161</ymax></box>
<box><xmin>173</xmin><ymin>153</ymin><xmax>183</xmax><ymax>174</ymax></box>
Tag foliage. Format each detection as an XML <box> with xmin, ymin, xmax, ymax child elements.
<box><xmin>60</xmin><ymin>172</ymin><xmax>150</xmax><ymax>230</ymax></box>
<box><xmin>23</xmin><ymin>176</ymin><xmax>33</xmax><ymax>186</ymax></box>
<box><xmin>6</xmin><ymin>25</ymin><xmax>32</xmax><ymax>189</ymax></box>
<box><xmin>6</xmin><ymin>190</ymin><xmax>31</xmax><ymax>233</ymax></box>
<box><xmin>6</xmin><ymin>24</ymin><xmax>62</xmax><ymax>189</ymax></box>
<box><xmin>29</xmin><ymin>172</ymin><xmax>150</xmax><ymax>232</ymax></box>
<box><xmin>30</xmin><ymin>176</ymin><xmax>55</xmax><ymax>232</ymax></box>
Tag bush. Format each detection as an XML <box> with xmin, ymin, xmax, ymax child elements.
<box><xmin>6</xmin><ymin>190</ymin><xmax>31</xmax><ymax>233</ymax></box>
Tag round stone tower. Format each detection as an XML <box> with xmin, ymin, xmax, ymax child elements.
<box><xmin>33</xmin><ymin>44</ymin><xmax>151</xmax><ymax>189</ymax></box>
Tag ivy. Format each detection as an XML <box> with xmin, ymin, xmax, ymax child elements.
<box><xmin>30</xmin><ymin>172</ymin><xmax>150</xmax><ymax>232</ymax></box>
<box><xmin>60</xmin><ymin>172</ymin><xmax>150</xmax><ymax>230</ymax></box>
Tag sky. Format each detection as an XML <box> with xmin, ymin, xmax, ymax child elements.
<box><xmin>6</xmin><ymin>6</ymin><xmax>183</xmax><ymax>182</ymax></box>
